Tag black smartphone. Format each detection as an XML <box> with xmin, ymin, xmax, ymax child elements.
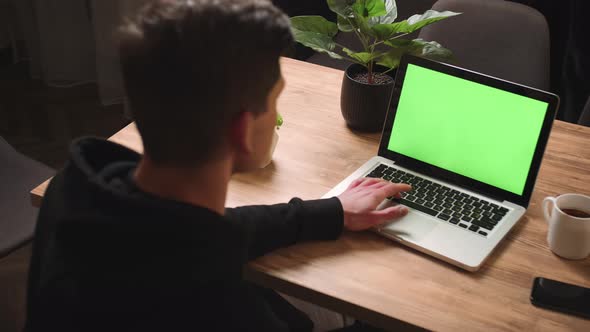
<box><xmin>530</xmin><ymin>277</ymin><xmax>590</xmax><ymax>319</ymax></box>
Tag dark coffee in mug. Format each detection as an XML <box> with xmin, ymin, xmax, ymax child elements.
<box><xmin>562</xmin><ymin>208</ymin><xmax>590</xmax><ymax>218</ymax></box>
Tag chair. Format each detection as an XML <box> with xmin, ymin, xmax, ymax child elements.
<box><xmin>0</xmin><ymin>136</ymin><xmax>54</xmax><ymax>258</ymax></box>
<box><xmin>418</xmin><ymin>0</ymin><xmax>550</xmax><ymax>90</ymax></box>
<box><xmin>578</xmin><ymin>96</ymin><xmax>590</xmax><ymax>127</ymax></box>
<box><xmin>0</xmin><ymin>136</ymin><xmax>53</xmax><ymax>332</ymax></box>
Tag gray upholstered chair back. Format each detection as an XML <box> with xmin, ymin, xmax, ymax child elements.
<box><xmin>419</xmin><ymin>0</ymin><xmax>550</xmax><ymax>90</ymax></box>
<box><xmin>578</xmin><ymin>96</ymin><xmax>590</xmax><ymax>127</ymax></box>
<box><xmin>0</xmin><ymin>137</ymin><xmax>53</xmax><ymax>331</ymax></box>
<box><xmin>0</xmin><ymin>137</ymin><xmax>54</xmax><ymax>258</ymax></box>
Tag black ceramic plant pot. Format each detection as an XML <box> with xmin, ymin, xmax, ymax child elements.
<box><xmin>340</xmin><ymin>63</ymin><xmax>396</xmax><ymax>132</ymax></box>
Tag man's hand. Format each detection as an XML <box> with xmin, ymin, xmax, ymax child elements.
<box><xmin>337</xmin><ymin>178</ymin><xmax>412</xmax><ymax>231</ymax></box>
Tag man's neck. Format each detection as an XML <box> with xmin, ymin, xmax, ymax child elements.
<box><xmin>133</xmin><ymin>157</ymin><xmax>232</xmax><ymax>215</ymax></box>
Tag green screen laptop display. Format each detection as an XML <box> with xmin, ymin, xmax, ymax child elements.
<box><xmin>387</xmin><ymin>64</ymin><xmax>549</xmax><ymax>195</ymax></box>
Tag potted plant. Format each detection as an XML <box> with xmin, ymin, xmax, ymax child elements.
<box><xmin>290</xmin><ymin>0</ymin><xmax>460</xmax><ymax>132</ymax></box>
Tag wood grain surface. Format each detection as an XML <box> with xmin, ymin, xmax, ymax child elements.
<box><xmin>31</xmin><ymin>57</ymin><xmax>590</xmax><ymax>331</ymax></box>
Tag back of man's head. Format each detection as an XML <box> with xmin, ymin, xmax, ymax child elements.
<box><xmin>119</xmin><ymin>0</ymin><xmax>293</xmax><ymax>167</ymax></box>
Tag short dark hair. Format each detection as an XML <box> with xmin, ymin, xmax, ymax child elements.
<box><xmin>119</xmin><ymin>0</ymin><xmax>293</xmax><ymax>166</ymax></box>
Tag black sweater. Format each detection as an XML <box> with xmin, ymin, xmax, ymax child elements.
<box><xmin>26</xmin><ymin>138</ymin><xmax>344</xmax><ymax>332</ymax></box>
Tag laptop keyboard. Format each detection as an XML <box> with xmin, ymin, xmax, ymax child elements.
<box><xmin>367</xmin><ymin>164</ymin><xmax>509</xmax><ymax>237</ymax></box>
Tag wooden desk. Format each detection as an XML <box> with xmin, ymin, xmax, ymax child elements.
<box><xmin>31</xmin><ymin>58</ymin><xmax>590</xmax><ymax>331</ymax></box>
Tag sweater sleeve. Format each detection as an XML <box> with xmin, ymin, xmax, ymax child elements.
<box><xmin>225</xmin><ymin>197</ymin><xmax>344</xmax><ymax>260</ymax></box>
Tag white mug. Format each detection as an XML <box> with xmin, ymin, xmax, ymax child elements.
<box><xmin>542</xmin><ymin>193</ymin><xmax>590</xmax><ymax>259</ymax></box>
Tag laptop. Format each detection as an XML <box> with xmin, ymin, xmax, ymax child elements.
<box><xmin>323</xmin><ymin>55</ymin><xmax>559</xmax><ymax>271</ymax></box>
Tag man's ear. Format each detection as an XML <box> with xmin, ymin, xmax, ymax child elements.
<box><xmin>229</xmin><ymin>111</ymin><xmax>255</xmax><ymax>154</ymax></box>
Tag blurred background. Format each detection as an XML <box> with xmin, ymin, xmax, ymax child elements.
<box><xmin>0</xmin><ymin>0</ymin><xmax>588</xmax><ymax>170</ymax></box>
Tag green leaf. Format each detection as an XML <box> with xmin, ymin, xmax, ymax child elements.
<box><xmin>351</xmin><ymin>0</ymin><xmax>386</xmax><ymax>18</ymax></box>
<box><xmin>365</xmin><ymin>0</ymin><xmax>387</xmax><ymax>17</ymax></box>
<box><xmin>407</xmin><ymin>10</ymin><xmax>461</xmax><ymax>28</ymax></box>
<box><xmin>345</xmin><ymin>51</ymin><xmax>374</xmax><ymax>64</ymax></box>
<box><xmin>386</xmin><ymin>38</ymin><xmax>451</xmax><ymax>56</ymax></box>
<box><xmin>290</xmin><ymin>16</ymin><xmax>343</xmax><ymax>59</ymax></box>
<box><xmin>337</xmin><ymin>15</ymin><xmax>355</xmax><ymax>32</ymax></box>
<box><xmin>415</xmin><ymin>39</ymin><xmax>452</xmax><ymax>59</ymax></box>
<box><xmin>342</xmin><ymin>48</ymin><xmax>383</xmax><ymax>65</ymax></box>
<box><xmin>370</xmin><ymin>7</ymin><xmax>458</xmax><ymax>40</ymax></box>
<box><xmin>389</xmin><ymin>10</ymin><xmax>461</xmax><ymax>34</ymax></box>
<box><xmin>377</xmin><ymin>38</ymin><xmax>452</xmax><ymax>69</ymax></box>
<box><xmin>330</xmin><ymin>1</ymin><xmax>392</xmax><ymax>37</ymax></box>
<box><xmin>290</xmin><ymin>16</ymin><xmax>338</xmax><ymax>37</ymax></box>
<box><xmin>327</xmin><ymin>0</ymin><xmax>355</xmax><ymax>17</ymax></box>
<box><xmin>352</xmin><ymin>0</ymin><xmax>387</xmax><ymax>18</ymax></box>
<box><xmin>369</xmin><ymin>0</ymin><xmax>397</xmax><ymax>26</ymax></box>
<box><xmin>351</xmin><ymin>1</ymin><xmax>365</xmax><ymax>17</ymax></box>
<box><xmin>371</xmin><ymin>23</ymin><xmax>397</xmax><ymax>40</ymax></box>
<box><xmin>352</xmin><ymin>12</ymin><xmax>376</xmax><ymax>38</ymax></box>
<box><xmin>383</xmin><ymin>38</ymin><xmax>416</xmax><ymax>48</ymax></box>
<box><xmin>407</xmin><ymin>10</ymin><xmax>460</xmax><ymax>25</ymax></box>
<box><xmin>291</xmin><ymin>30</ymin><xmax>343</xmax><ymax>59</ymax></box>
<box><xmin>376</xmin><ymin>48</ymin><xmax>404</xmax><ymax>69</ymax></box>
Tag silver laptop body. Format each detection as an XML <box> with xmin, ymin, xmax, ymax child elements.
<box><xmin>323</xmin><ymin>55</ymin><xmax>559</xmax><ymax>271</ymax></box>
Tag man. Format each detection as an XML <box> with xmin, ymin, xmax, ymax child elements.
<box><xmin>25</xmin><ymin>1</ymin><xmax>410</xmax><ymax>331</ymax></box>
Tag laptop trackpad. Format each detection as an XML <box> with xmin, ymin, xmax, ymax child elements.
<box><xmin>377</xmin><ymin>201</ymin><xmax>438</xmax><ymax>242</ymax></box>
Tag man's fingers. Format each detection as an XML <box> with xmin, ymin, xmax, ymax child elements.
<box><xmin>366</xmin><ymin>179</ymin><xmax>410</xmax><ymax>190</ymax></box>
<box><xmin>346</xmin><ymin>178</ymin><xmax>365</xmax><ymax>189</ymax></box>
<box><xmin>359</xmin><ymin>178</ymin><xmax>385</xmax><ymax>187</ymax></box>
<box><xmin>375</xmin><ymin>183</ymin><xmax>412</xmax><ymax>200</ymax></box>
<box><xmin>368</xmin><ymin>181</ymin><xmax>394</xmax><ymax>190</ymax></box>
<box><xmin>351</xmin><ymin>178</ymin><xmax>412</xmax><ymax>192</ymax></box>
<box><xmin>348</xmin><ymin>177</ymin><xmax>383</xmax><ymax>190</ymax></box>
<box><xmin>363</xmin><ymin>181</ymin><xmax>405</xmax><ymax>200</ymax></box>
<box><xmin>369</xmin><ymin>205</ymin><xmax>409</xmax><ymax>223</ymax></box>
